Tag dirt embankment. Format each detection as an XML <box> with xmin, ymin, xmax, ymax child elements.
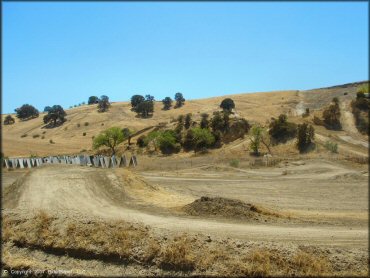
<box><xmin>183</xmin><ymin>196</ymin><xmax>286</xmax><ymax>223</ymax></box>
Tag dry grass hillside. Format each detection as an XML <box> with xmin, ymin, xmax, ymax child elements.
<box><xmin>2</xmin><ymin>81</ymin><xmax>368</xmax><ymax>157</ymax></box>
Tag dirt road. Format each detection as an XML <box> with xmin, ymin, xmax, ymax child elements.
<box><xmin>4</xmin><ymin>163</ymin><xmax>367</xmax><ymax>248</ymax></box>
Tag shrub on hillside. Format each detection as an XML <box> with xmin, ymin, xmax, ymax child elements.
<box><xmin>322</xmin><ymin>98</ymin><xmax>341</xmax><ymax>130</ymax></box>
<box><xmin>183</xmin><ymin>127</ymin><xmax>216</xmax><ymax>152</ymax></box>
<box><xmin>351</xmin><ymin>87</ymin><xmax>370</xmax><ymax>135</ymax></box>
<box><xmin>136</xmin><ymin>135</ymin><xmax>147</xmax><ymax>148</ymax></box>
<box><xmin>269</xmin><ymin>114</ymin><xmax>297</xmax><ymax>143</ymax></box>
<box><xmin>3</xmin><ymin>115</ymin><xmax>15</xmax><ymax>125</ymax></box>
<box><xmin>296</xmin><ymin>123</ymin><xmax>315</xmax><ymax>153</ymax></box>
<box><xmin>324</xmin><ymin>141</ymin><xmax>338</xmax><ymax>153</ymax></box>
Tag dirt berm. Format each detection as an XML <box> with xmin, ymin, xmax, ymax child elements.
<box><xmin>183</xmin><ymin>196</ymin><xmax>285</xmax><ymax>223</ymax></box>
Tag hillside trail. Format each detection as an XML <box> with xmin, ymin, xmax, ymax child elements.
<box><xmin>339</xmin><ymin>100</ymin><xmax>368</xmax><ymax>148</ymax></box>
<box><xmin>5</xmin><ymin>165</ymin><xmax>367</xmax><ymax>248</ymax></box>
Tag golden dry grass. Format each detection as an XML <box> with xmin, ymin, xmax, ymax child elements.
<box><xmin>2</xmin><ymin>90</ymin><xmax>300</xmax><ymax>157</ymax></box>
<box><xmin>2</xmin><ymin>211</ymin><xmax>366</xmax><ymax>276</ymax></box>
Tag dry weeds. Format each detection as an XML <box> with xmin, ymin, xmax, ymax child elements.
<box><xmin>2</xmin><ymin>211</ymin><xmax>366</xmax><ymax>276</ymax></box>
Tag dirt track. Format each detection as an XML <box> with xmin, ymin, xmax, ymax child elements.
<box><xmin>3</xmin><ymin>162</ymin><xmax>368</xmax><ymax>248</ymax></box>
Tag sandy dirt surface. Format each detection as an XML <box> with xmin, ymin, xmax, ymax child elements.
<box><xmin>2</xmin><ymin>158</ymin><xmax>368</xmax><ymax>276</ymax></box>
<box><xmin>3</xmin><ymin>162</ymin><xmax>367</xmax><ymax>247</ymax></box>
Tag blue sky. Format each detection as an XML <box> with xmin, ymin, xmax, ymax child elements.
<box><xmin>3</xmin><ymin>2</ymin><xmax>369</xmax><ymax>113</ymax></box>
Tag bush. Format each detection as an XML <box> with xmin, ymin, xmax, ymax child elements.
<box><xmin>83</xmin><ymin>132</ymin><xmax>86</xmax><ymax>136</ymax></box>
<box><xmin>41</xmin><ymin>136</ymin><xmax>45</xmax><ymax>139</ymax></box>
<box><xmin>351</xmin><ymin>88</ymin><xmax>370</xmax><ymax>135</ymax></box>
<box><xmin>3</xmin><ymin>115</ymin><xmax>15</xmax><ymax>125</ymax></box>
<box><xmin>49</xmin><ymin>139</ymin><xmax>55</xmax><ymax>144</ymax></box>
<box><xmin>21</xmin><ymin>134</ymin><xmax>27</xmax><ymax>138</ymax></box>
<box><xmin>137</xmin><ymin>135</ymin><xmax>147</xmax><ymax>148</ymax></box>
<box><xmin>322</xmin><ymin>99</ymin><xmax>341</xmax><ymax>130</ymax></box>
<box><xmin>296</xmin><ymin>123</ymin><xmax>314</xmax><ymax>153</ymax></box>
<box><xmin>184</xmin><ymin>127</ymin><xmax>215</xmax><ymax>152</ymax></box>
<box><xmin>84</xmin><ymin>122</ymin><xmax>89</xmax><ymax>126</ymax></box>
<box><xmin>269</xmin><ymin>114</ymin><xmax>297</xmax><ymax>143</ymax></box>
<box><xmin>184</xmin><ymin>113</ymin><xmax>192</xmax><ymax>129</ymax></box>
<box><xmin>158</xmin><ymin>130</ymin><xmax>181</xmax><ymax>154</ymax></box>
<box><xmin>229</xmin><ymin>159</ymin><xmax>239</xmax><ymax>168</ymax></box>
<box><xmin>77</xmin><ymin>123</ymin><xmax>81</xmax><ymax>128</ymax></box>
<box><xmin>32</xmin><ymin>134</ymin><xmax>40</xmax><ymax>138</ymax></box>
<box><xmin>324</xmin><ymin>141</ymin><xmax>338</xmax><ymax>153</ymax></box>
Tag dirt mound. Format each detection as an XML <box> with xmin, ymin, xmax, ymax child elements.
<box><xmin>183</xmin><ymin>196</ymin><xmax>283</xmax><ymax>222</ymax></box>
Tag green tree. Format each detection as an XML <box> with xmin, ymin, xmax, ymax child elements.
<box><xmin>15</xmin><ymin>104</ymin><xmax>39</xmax><ymax>120</ymax></box>
<box><xmin>43</xmin><ymin>105</ymin><xmax>67</xmax><ymax>127</ymax></box>
<box><xmin>296</xmin><ymin>123</ymin><xmax>315</xmax><ymax>153</ymax></box>
<box><xmin>88</xmin><ymin>96</ymin><xmax>99</xmax><ymax>105</ymax></box>
<box><xmin>44</xmin><ymin>106</ymin><xmax>52</xmax><ymax>113</ymax></box>
<box><xmin>190</xmin><ymin>127</ymin><xmax>215</xmax><ymax>152</ymax></box>
<box><xmin>162</xmin><ymin>97</ymin><xmax>173</xmax><ymax>110</ymax></box>
<box><xmin>93</xmin><ymin>127</ymin><xmax>124</xmax><ymax>155</ymax></box>
<box><xmin>131</xmin><ymin>95</ymin><xmax>145</xmax><ymax>110</ymax></box>
<box><xmin>145</xmin><ymin>94</ymin><xmax>155</xmax><ymax>102</ymax></box>
<box><xmin>98</xmin><ymin>95</ymin><xmax>110</xmax><ymax>112</ymax></box>
<box><xmin>249</xmin><ymin>125</ymin><xmax>263</xmax><ymax>155</ymax></box>
<box><xmin>184</xmin><ymin>113</ymin><xmax>192</xmax><ymax>129</ymax></box>
<box><xmin>3</xmin><ymin>115</ymin><xmax>15</xmax><ymax>125</ymax></box>
<box><xmin>200</xmin><ymin>113</ymin><xmax>209</xmax><ymax>129</ymax></box>
<box><xmin>220</xmin><ymin>98</ymin><xmax>235</xmax><ymax>112</ymax></box>
<box><xmin>136</xmin><ymin>101</ymin><xmax>154</xmax><ymax>118</ymax></box>
<box><xmin>210</xmin><ymin>111</ymin><xmax>229</xmax><ymax>133</ymax></box>
<box><xmin>174</xmin><ymin>92</ymin><xmax>185</xmax><ymax>108</ymax></box>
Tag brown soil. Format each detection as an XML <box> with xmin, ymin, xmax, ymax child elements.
<box><xmin>183</xmin><ymin>196</ymin><xmax>284</xmax><ymax>223</ymax></box>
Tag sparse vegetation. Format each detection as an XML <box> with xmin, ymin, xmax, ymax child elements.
<box><xmin>32</xmin><ymin>134</ymin><xmax>40</xmax><ymax>138</ymax></box>
<box><xmin>21</xmin><ymin>134</ymin><xmax>27</xmax><ymax>138</ymax></box>
<box><xmin>229</xmin><ymin>159</ymin><xmax>239</xmax><ymax>168</ymax></box>
<box><xmin>324</xmin><ymin>141</ymin><xmax>338</xmax><ymax>153</ymax></box>
<box><xmin>3</xmin><ymin>115</ymin><xmax>15</xmax><ymax>125</ymax></box>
